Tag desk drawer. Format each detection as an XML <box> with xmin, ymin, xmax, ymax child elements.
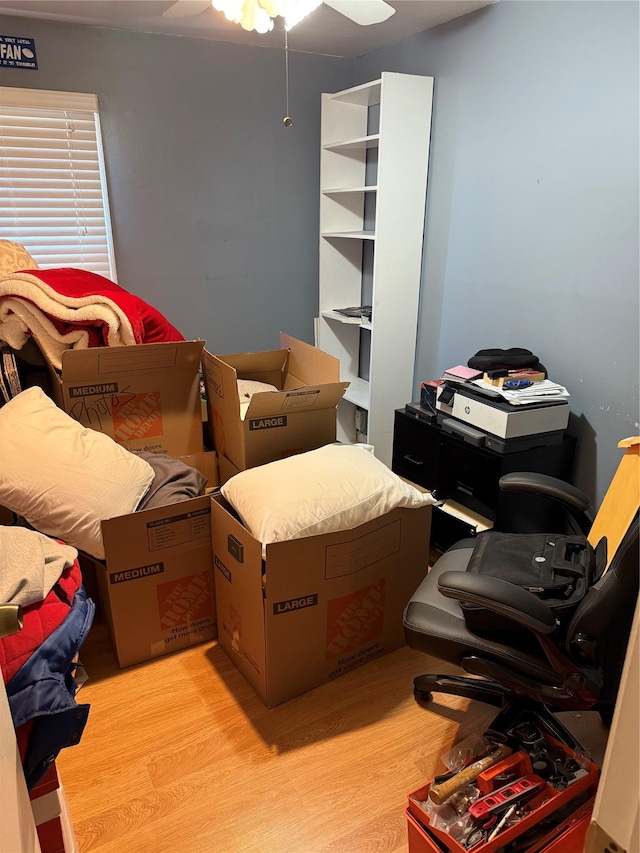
<box><xmin>392</xmin><ymin>411</ymin><xmax>440</xmax><ymax>491</ymax></box>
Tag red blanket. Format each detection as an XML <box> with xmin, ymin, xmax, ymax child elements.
<box><xmin>0</xmin><ymin>267</ymin><xmax>184</xmax><ymax>369</ymax></box>
<box><xmin>0</xmin><ymin>561</ymin><xmax>83</xmax><ymax>684</ymax></box>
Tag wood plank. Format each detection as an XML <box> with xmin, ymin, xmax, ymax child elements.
<box><xmin>588</xmin><ymin>437</ymin><xmax>640</xmax><ymax>566</ymax></box>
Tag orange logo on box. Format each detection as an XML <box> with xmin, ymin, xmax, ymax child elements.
<box><xmin>325</xmin><ymin>579</ymin><xmax>386</xmax><ymax>659</ymax></box>
<box><xmin>112</xmin><ymin>392</ymin><xmax>163</xmax><ymax>443</ymax></box>
<box><xmin>157</xmin><ymin>571</ymin><xmax>212</xmax><ymax>630</ymax></box>
<box><xmin>229</xmin><ymin>604</ymin><xmax>242</xmax><ymax>653</ymax></box>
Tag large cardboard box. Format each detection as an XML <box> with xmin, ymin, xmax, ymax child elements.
<box><xmin>210</xmin><ymin>494</ymin><xmax>432</xmax><ymax>707</ymax></box>
<box><xmin>201</xmin><ymin>334</ymin><xmax>349</xmax><ymax>471</ymax></box>
<box><xmin>95</xmin><ymin>451</ymin><xmax>218</xmax><ymax>668</ymax></box>
<box><xmin>48</xmin><ymin>340</ymin><xmax>205</xmax><ymax>457</ymax></box>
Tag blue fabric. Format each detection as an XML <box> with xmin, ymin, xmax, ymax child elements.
<box><xmin>7</xmin><ymin>585</ymin><xmax>95</xmax><ymax>788</ymax></box>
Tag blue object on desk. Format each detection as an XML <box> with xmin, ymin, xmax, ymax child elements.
<box><xmin>503</xmin><ymin>379</ymin><xmax>534</xmax><ymax>390</ymax></box>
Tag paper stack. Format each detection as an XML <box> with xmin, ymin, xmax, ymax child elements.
<box><xmin>471</xmin><ymin>377</ymin><xmax>570</xmax><ymax>406</ymax></box>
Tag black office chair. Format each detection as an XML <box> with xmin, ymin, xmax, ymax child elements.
<box><xmin>403</xmin><ymin>438</ymin><xmax>640</xmax><ymax>750</ymax></box>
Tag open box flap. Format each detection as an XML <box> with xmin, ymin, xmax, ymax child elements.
<box><xmin>245</xmin><ymin>382</ymin><xmax>348</xmax><ymax>419</ymax></box>
<box><xmin>60</xmin><ymin>340</ymin><xmax>205</xmax><ymax>380</ymax></box>
<box><xmin>280</xmin><ymin>333</ymin><xmax>340</xmax><ymax>386</ymax></box>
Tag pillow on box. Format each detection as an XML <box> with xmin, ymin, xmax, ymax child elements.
<box><xmin>0</xmin><ymin>387</ymin><xmax>155</xmax><ymax>559</ymax></box>
<box><xmin>237</xmin><ymin>379</ymin><xmax>279</xmax><ymax>421</ymax></box>
<box><xmin>220</xmin><ymin>443</ymin><xmax>436</xmax><ymax>546</ymax></box>
<box><xmin>0</xmin><ymin>240</ymin><xmax>39</xmax><ymax>277</ymax></box>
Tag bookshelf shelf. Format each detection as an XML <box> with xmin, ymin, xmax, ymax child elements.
<box><xmin>317</xmin><ymin>72</ymin><xmax>434</xmax><ymax>465</ymax></box>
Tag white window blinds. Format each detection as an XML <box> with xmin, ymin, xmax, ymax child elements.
<box><xmin>0</xmin><ymin>87</ymin><xmax>117</xmax><ymax>279</ymax></box>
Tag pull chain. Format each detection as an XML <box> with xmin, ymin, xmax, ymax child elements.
<box><xmin>283</xmin><ymin>28</ymin><xmax>292</xmax><ymax>127</ymax></box>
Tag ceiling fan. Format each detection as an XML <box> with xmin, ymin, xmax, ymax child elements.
<box><xmin>163</xmin><ymin>0</ymin><xmax>396</xmax><ymax>30</ymax></box>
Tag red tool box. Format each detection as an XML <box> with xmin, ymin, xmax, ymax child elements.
<box><xmin>406</xmin><ymin>735</ymin><xmax>599</xmax><ymax>853</ymax></box>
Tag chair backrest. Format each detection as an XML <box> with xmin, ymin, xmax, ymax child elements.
<box><xmin>567</xmin><ymin>438</ymin><xmax>640</xmax><ymax>706</ymax></box>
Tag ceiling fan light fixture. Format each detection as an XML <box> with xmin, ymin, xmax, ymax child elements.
<box><xmin>285</xmin><ymin>0</ymin><xmax>322</xmax><ymax>31</ymax></box>
<box><xmin>210</xmin><ymin>0</ymin><xmax>321</xmax><ymax>33</ymax></box>
<box><xmin>211</xmin><ymin>0</ymin><xmax>274</xmax><ymax>32</ymax></box>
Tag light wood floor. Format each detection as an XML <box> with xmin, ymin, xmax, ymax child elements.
<box><xmin>57</xmin><ymin>617</ymin><xmax>609</xmax><ymax>853</ymax></box>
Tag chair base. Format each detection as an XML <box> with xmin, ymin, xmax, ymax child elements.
<box><xmin>413</xmin><ymin>673</ymin><xmax>586</xmax><ymax>753</ymax></box>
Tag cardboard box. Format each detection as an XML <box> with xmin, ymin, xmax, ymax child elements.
<box><xmin>48</xmin><ymin>340</ymin><xmax>205</xmax><ymax>458</ymax></box>
<box><xmin>201</xmin><ymin>334</ymin><xmax>349</xmax><ymax>471</ymax></box>
<box><xmin>95</xmin><ymin>451</ymin><xmax>218</xmax><ymax>668</ymax></box>
<box><xmin>210</xmin><ymin>494</ymin><xmax>432</xmax><ymax>707</ymax></box>
<box><xmin>217</xmin><ymin>453</ymin><xmax>242</xmax><ymax>485</ymax></box>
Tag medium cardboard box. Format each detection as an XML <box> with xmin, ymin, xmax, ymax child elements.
<box><xmin>95</xmin><ymin>451</ymin><xmax>218</xmax><ymax>668</ymax></box>
<box><xmin>217</xmin><ymin>452</ymin><xmax>241</xmax><ymax>485</ymax></box>
<box><xmin>201</xmin><ymin>333</ymin><xmax>349</xmax><ymax>471</ymax></box>
<box><xmin>47</xmin><ymin>340</ymin><xmax>205</xmax><ymax>458</ymax></box>
<box><xmin>210</xmin><ymin>494</ymin><xmax>432</xmax><ymax>707</ymax></box>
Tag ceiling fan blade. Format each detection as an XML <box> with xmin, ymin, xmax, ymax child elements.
<box><xmin>323</xmin><ymin>0</ymin><xmax>396</xmax><ymax>26</ymax></box>
<box><xmin>163</xmin><ymin>0</ymin><xmax>212</xmax><ymax>18</ymax></box>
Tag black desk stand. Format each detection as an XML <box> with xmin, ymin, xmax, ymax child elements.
<box><xmin>392</xmin><ymin>408</ymin><xmax>576</xmax><ymax>552</ymax></box>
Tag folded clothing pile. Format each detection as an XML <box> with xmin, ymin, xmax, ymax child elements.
<box><xmin>0</xmin><ymin>525</ymin><xmax>94</xmax><ymax>789</ymax></box>
<box><xmin>0</xmin><ymin>239</ymin><xmax>185</xmax><ymax>376</ymax></box>
<box><xmin>0</xmin><ymin>266</ymin><xmax>185</xmax><ymax>372</ymax></box>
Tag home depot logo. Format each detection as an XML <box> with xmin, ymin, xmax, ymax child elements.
<box><xmin>229</xmin><ymin>604</ymin><xmax>242</xmax><ymax>653</ymax></box>
<box><xmin>112</xmin><ymin>392</ymin><xmax>163</xmax><ymax>442</ymax></box>
<box><xmin>325</xmin><ymin>579</ymin><xmax>386</xmax><ymax>659</ymax></box>
<box><xmin>157</xmin><ymin>571</ymin><xmax>212</xmax><ymax>630</ymax></box>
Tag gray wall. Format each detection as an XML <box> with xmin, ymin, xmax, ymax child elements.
<box><xmin>356</xmin><ymin>0</ymin><xmax>639</xmax><ymax>502</ymax></box>
<box><xmin>0</xmin><ymin>15</ymin><xmax>353</xmax><ymax>352</ymax></box>
<box><xmin>1</xmin><ymin>3</ymin><xmax>638</xmax><ymax>502</ymax></box>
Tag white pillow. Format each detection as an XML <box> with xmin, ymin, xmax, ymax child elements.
<box><xmin>220</xmin><ymin>443</ymin><xmax>436</xmax><ymax>546</ymax></box>
<box><xmin>237</xmin><ymin>379</ymin><xmax>279</xmax><ymax>421</ymax></box>
<box><xmin>0</xmin><ymin>387</ymin><xmax>155</xmax><ymax>559</ymax></box>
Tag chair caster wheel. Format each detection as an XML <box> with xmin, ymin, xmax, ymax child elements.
<box><xmin>414</xmin><ymin>688</ymin><xmax>433</xmax><ymax>708</ymax></box>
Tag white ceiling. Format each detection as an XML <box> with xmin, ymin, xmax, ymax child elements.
<box><xmin>0</xmin><ymin>0</ymin><xmax>496</xmax><ymax>58</ymax></box>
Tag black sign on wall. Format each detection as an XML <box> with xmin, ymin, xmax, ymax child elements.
<box><xmin>0</xmin><ymin>35</ymin><xmax>38</xmax><ymax>69</ymax></box>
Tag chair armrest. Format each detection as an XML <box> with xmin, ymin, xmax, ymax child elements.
<box><xmin>498</xmin><ymin>472</ymin><xmax>590</xmax><ymax>510</ymax></box>
<box><xmin>437</xmin><ymin>570</ymin><xmax>557</xmax><ymax>634</ymax></box>
<box><xmin>498</xmin><ymin>472</ymin><xmax>595</xmax><ymax>534</ymax></box>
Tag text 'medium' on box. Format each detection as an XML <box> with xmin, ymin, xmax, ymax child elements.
<box><xmin>210</xmin><ymin>494</ymin><xmax>432</xmax><ymax>708</ymax></box>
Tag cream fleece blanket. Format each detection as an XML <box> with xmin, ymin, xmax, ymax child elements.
<box><xmin>0</xmin><ymin>526</ymin><xmax>78</xmax><ymax>607</ymax></box>
<box><xmin>0</xmin><ymin>271</ymin><xmax>137</xmax><ymax>370</ymax></box>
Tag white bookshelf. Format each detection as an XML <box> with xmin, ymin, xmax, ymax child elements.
<box><xmin>317</xmin><ymin>72</ymin><xmax>434</xmax><ymax>466</ymax></box>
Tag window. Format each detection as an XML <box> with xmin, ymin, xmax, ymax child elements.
<box><xmin>0</xmin><ymin>87</ymin><xmax>117</xmax><ymax>279</ymax></box>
